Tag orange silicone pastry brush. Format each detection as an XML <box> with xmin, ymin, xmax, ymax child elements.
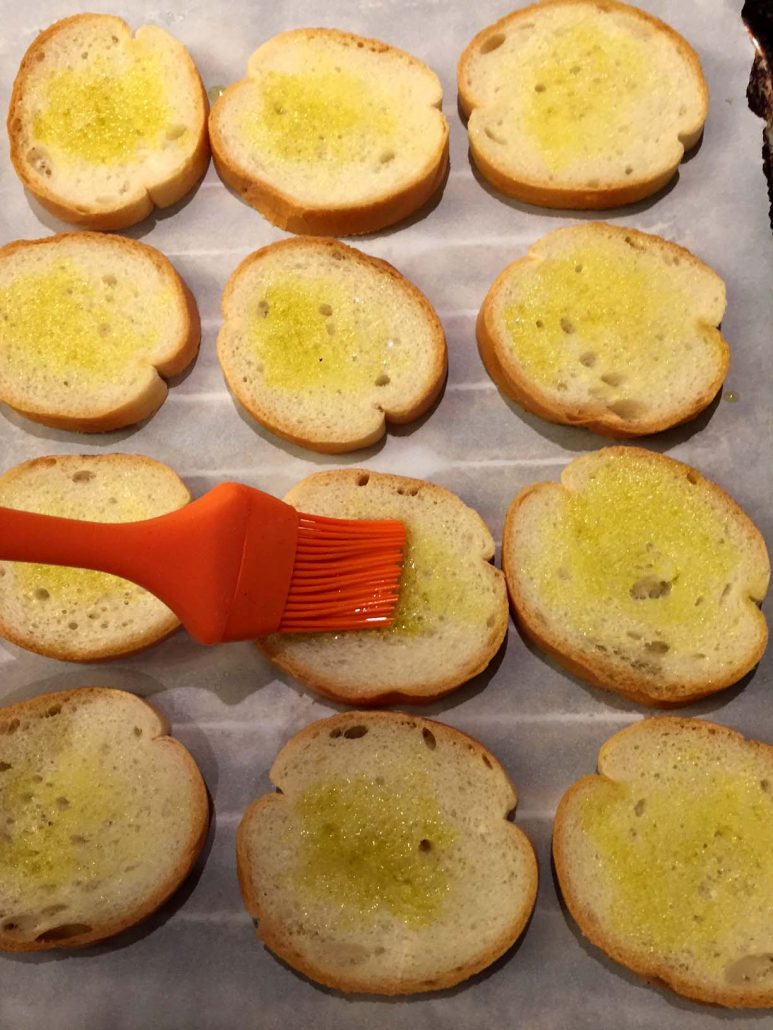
<box><xmin>0</xmin><ymin>482</ymin><xmax>405</xmax><ymax>644</ymax></box>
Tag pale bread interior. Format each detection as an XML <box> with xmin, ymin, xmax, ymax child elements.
<box><xmin>0</xmin><ymin>234</ymin><xmax>194</xmax><ymax>423</ymax></box>
<box><xmin>0</xmin><ymin>455</ymin><xmax>190</xmax><ymax>661</ymax></box>
<box><xmin>211</xmin><ymin>29</ymin><xmax>446</xmax><ymax>207</ymax></box>
<box><xmin>481</xmin><ymin>223</ymin><xmax>727</xmax><ymax>433</ymax></box>
<box><xmin>555</xmin><ymin>718</ymin><xmax>773</xmax><ymax>1005</ymax></box>
<box><xmin>218</xmin><ymin>238</ymin><xmax>445</xmax><ymax>450</ymax></box>
<box><xmin>0</xmin><ymin>689</ymin><xmax>206</xmax><ymax>950</ymax></box>
<box><xmin>505</xmin><ymin>449</ymin><xmax>769</xmax><ymax>703</ymax></box>
<box><xmin>260</xmin><ymin>470</ymin><xmax>507</xmax><ymax>702</ymax></box>
<box><xmin>462</xmin><ymin>0</ymin><xmax>705</xmax><ymax>190</ymax></box>
<box><xmin>11</xmin><ymin>16</ymin><xmax>205</xmax><ymax>210</ymax></box>
<box><xmin>238</xmin><ymin>712</ymin><xmax>536</xmax><ymax>993</ymax></box>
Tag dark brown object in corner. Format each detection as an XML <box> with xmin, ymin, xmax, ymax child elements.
<box><xmin>744</xmin><ymin>0</ymin><xmax>773</xmax><ymax>227</ymax></box>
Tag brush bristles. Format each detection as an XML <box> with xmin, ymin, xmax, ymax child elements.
<box><xmin>277</xmin><ymin>513</ymin><xmax>406</xmax><ymax>632</ymax></box>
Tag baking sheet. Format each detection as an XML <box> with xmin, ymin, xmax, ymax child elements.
<box><xmin>0</xmin><ymin>0</ymin><xmax>771</xmax><ymax>1026</ymax></box>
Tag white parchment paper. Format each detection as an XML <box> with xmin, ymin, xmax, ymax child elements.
<box><xmin>0</xmin><ymin>1</ymin><xmax>771</xmax><ymax>1027</ymax></box>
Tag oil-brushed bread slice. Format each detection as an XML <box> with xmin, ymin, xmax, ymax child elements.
<box><xmin>0</xmin><ymin>233</ymin><xmax>200</xmax><ymax>432</ymax></box>
<box><xmin>458</xmin><ymin>0</ymin><xmax>708</xmax><ymax>209</ymax></box>
<box><xmin>259</xmin><ymin>469</ymin><xmax>507</xmax><ymax>704</ymax></box>
<box><xmin>503</xmin><ymin>447</ymin><xmax>769</xmax><ymax>705</ymax></box>
<box><xmin>237</xmin><ymin>710</ymin><xmax>537</xmax><ymax>994</ymax></box>
<box><xmin>7</xmin><ymin>14</ymin><xmax>209</xmax><ymax>230</ymax></box>
<box><xmin>0</xmin><ymin>687</ymin><xmax>208</xmax><ymax>952</ymax></box>
<box><xmin>477</xmin><ymin>223</ymin><xmax>728</xmax><ymax>436</ymax></box>
<box><xmin>554</xmin><ymin>717</ymin><xmax>773</xmax><ymax>1007</ymax></box>
<box><xmin>209</xmin><ymin>28</ymin><xmax>448</xmax><ymax>235</ymax></box>
<box><xmin>0</xmin><ymin>454</ymin><xmax>190</xmax><ymax>662</ymax></box>
<box><xmin>217</xmin><ymin>237</ymin><xmax>446</xmax><ymax>453</ymax></box>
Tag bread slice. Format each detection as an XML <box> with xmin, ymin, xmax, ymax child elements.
<box><xmin>217</xmin><ymin>237</ymin><xmax>447</xmax><ymax>453</ymax></box>
<box><xmin>458</xmin><ymin>0</ymin><xmax>708</xmax><ymax>209</ymax></box>
<box><xmin>259</xmin><ymin>469</ymin><xmax>508</xmax><ymax>704</ymax></box>
<box><xmin>554</xmin><ymin>717</ymin><xmax>773</xmax><ymax>1007</ymax></box>
<box><xmin>477</xmin><ymin>223</ymin><xmax>729</xmax><ymax>436</ymax></box>
<box><xmin>209</xmin><ymin>28</ymin><xmax>448</xmax><ymax>235</ymax></box>
<box><xmin>0</xmin><ymin>233</ymin><xmax>200</xmax><ymax>432</ymax></box>
<box><xmin>503</xmin><ymin>447</ymin><xmax>769</xmax><ymax>705</ymax></box>
<box><xmin>0</xmin><ymin>687</ymin><xmax>208</xmax><ymax>952</ymax></box>
<box><xmin>0</xmin><ymin>454</ymin><xmax>191</xmax><ymax>662</ymax></box>
<box><xmin>237</xmin><ymin>710</ymin><xmax>537</xmax><ymax>994</ymax></box>
<box><xmin>7</xmin><ymin>14</ymin><xmax>209</xmax><ymax>230</ymax></box>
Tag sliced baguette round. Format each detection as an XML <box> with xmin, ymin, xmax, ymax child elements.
<box><xmin>0</xmin><ymin>454</ymin><xmax>191</xmax><ymax>662</ymax></box>
<box><xmin>554</xmin><ymin>717</ymin><xmax>773</xmax><ymax>1007</ymax></box>
<box><xmin>503</xmin><ymin>447</ymin><xmax>769</xmax><ymax>705</ymax></box>
<box><xmin>217</xmin><ymin>237</ymin><xmax>447</xmax><ymax>453</ymax></box>
<box><xmin>0</xmin><ymin>687</ymin><xmax>208</xmax><ymax>952</ymax></box>
<box><xmin>0</xmin><ymin>233</ymin><xmax>200</xmax><ymax>432</ymax></box>
<box><xmin>477</xmin><ymin>223</ymin><xmax>728</xmax><ymax>436</ymax></box>
<box><xmin>237</xmin><ymin>710</ymin><xmax>537</xmax><ymax>994</ymax></box>
<box><xmin>259</xmin><ymin>470</ymin><xmax>507</xmax><ymax>704</ymax></box>
<box><xmin>8</xmin><ymin>14</ymin><xmax>209</xmax><ymax>230</ymax></box>
<box><xmin>458</xmin><ymin>0</ymin><xmax>708</xmax><ymax>209</ymax></box>
<box><xmin>209</xmin><ymin>28</ymin><xmax>449</xmax><ymax>235</ymax></box>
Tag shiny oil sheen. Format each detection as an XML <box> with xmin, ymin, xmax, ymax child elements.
<box><xmin>34</xmin><ymin>48</ymin><xmax>170</xmax><ymax>164</ymax></box>
<box><xmin>522</xmin><ymin>453</ymin><xmax>740</xmax><ymax>645</ymax></box>
<box><xmin>248</xmin><ymin>67</ymin><xmax>397</xmax><ymax>163</ymax></box>
<box><xmin>502</xmin><ymin>238</ymin><xmax>723</xmax><ymax>392</ymax></box>
<box><xmin>294</xmin><ymin>773</ymin><xmax>456</xmax><ymax>925</ymax></box>
<box><xmin>580</xmin><ymin>764</ymin><xmax>773</xmax><ymax>966</ymax></box>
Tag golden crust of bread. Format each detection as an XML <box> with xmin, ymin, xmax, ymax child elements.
<box><xmin>0</xmin><ymin>687</ymin><xmax>209</xmax><ymax>952</ymax></box>
<box><xmin>553</xmin><ymin>716</ymin><xmax>773</xmax><ymax>1007</ymax></box>
<box><xmin>457</xmin><ymin>0</ymin><xmax>709</xmax><ymax>209</ymax></box>
<box><xmin>0</xmin><ymin>233</ymin><xmax>200</xmax><ymax>433</ymax></box>
<box><xmin>236</xmin><ymin>710</ymin><xmax>537</xmax><ymax>994</ymax></box>
<box><xmin>7</xmin><ymin>14</ymin><xmax>210</xmax><ymax>230</ymax></box>
<box><xmin>503</xmin><ymin>448</ymin><xmax>769</xmax><ymax>706</ymax></box>
<box><xmin>209</xmin><ymin>28</ymin><xmax>449</xmax><ymax>236</ymax></box>
<box><xmin>476</xmin><ymin>224</ymin><xmax>729</xmax><ymax>437</ymax></box>
<box><xmin>218</xmin><ymin>236</ymin><xmax>447</xmax><ymax>453</ymax></box>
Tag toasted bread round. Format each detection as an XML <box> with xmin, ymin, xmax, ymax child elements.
<box><xmin>477</xmin><ymin>223</ymin><xmax>728</xmax><ymax>436</ymax></box>
<box><xmin>554</xmin><ymin>717</ymin><xmax>773</xmax><ymax>1007</ymax></box>
<box><xmin>259</xmin><ymin>469</ymin><xmax>508</xmax><ymax>704</ymax></box>
<box><xmin>8</xmin><ymin>14</ymin><xmax>209</xmax><ymax>230</ymax></box>
<box><xmin>0</xmin><ymin>454</ymin><xmax>191</xmax><ymax>662</ymax></box>
<box><xmin>0</xmin><ymin>233</ymin><xmax>200</xmax><ymax>432</ymax></box>
<box><xmin>458</xmin><ymin>0</ymin><xmax>708</xmax><ymax>209</ymax></box>
<box><xmin>209</xmin><ymin>28</ymin><xmax>449</xmax><ymax>235</ymax></box>
<box><xmin>503</xmin><ymin>448</ymin><xmax>769</xmax><ymax>705</ymax></box>
<box><xmin>237</xmin><ymin>711</ymin><xmax>537</xmax><ymax>994</ymax></box>
<box><xmin>217</xmin><ymin>237</ymin><xmax>447</xmax><ymax>453</ymax></box>
<box><xmin>0</xmin><ymin>687</ymin><xmax>208</xmax><ymax>952</ymax></box>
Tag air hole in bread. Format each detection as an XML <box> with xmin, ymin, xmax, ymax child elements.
<box><xmin>560</xmin><ymin>317</ymin><xmax>575</xmax><ymax>334</ymax></box>
<box><xmin>534</xmin><ymin>83</ymin><xmax>546</xmax><ymax>93</ymax></box>
<box><xmin>633</xmin><ymin>798</ymin><xmax>646</xmax><ymax>816</ymax></box>
<box><xmin>630</xmin><ymin>577</ymin><xmax>671</xmax><ymax>600</ymax></box>
<box><xmin>46</xmin><ymin>705</ymin><xmax>61</xmax><ymax>717</ymax></box>
<box><xmin>601</xmin><ymin>372</ymin><xmax>625</xmax><ymax>387</ymax></box>
<box><xmin>34</xmin><ymin>588</ymin><xmax>50</xmax><ymax>601</ymax></box>
<box><xmin>686</xmin><ymin>472</ymin><xmax>698</xmax><ymax>485</ymax></box>
<box><xmin>579</xmin><ymin>351</ymin><xmax>596</xmax><ymax>367</ymax></box>
<box><xmin>725</xmin><ymin>954</ymin><xmax>773</xmax><ymax>985</ymax></box>
<box><xmin>380</xmin><ymin>150</ymin><xmax>395</xmax><ymax>164</ymax></box>
<box><xmin>482</xmin><ymin>754</ymin><xmax>492</xmax><ymax>769</ymax></box>
<box><xmin>133</xmin><ymin>726</ymin><xmax>142</xmax><ymax>738</ymax></box>
<box><xmin>343</xmin><ymin>725</ymin><xmax>368</xmax><ymax>739</ymax></box>
<box><xmin>35</xmin><ymin>51</ymin><xmax>45</xmax><ymax>62</ymax></box>
<box><xmin>422</xmin><ymin>728</ymin><xmax>436</xmax><ymax>750</ymax></box>
<box><xmin>1</xmin><ymin>719</ymin><xmax>20</xmax><ymax>736</ymax></box>
<box><xmin>645</xmin><ymin>640</ymin><xmax>669</xmax><ymax>655</ymax></box>
<box><xmin>761</xmin><ymin>779</ymin><xmax>771</xmax><ymax>793</ymax></box>
<box><xmin>484</xmin><ymin>127</ymin><xmax>506</xmax><ymax>144</ymax></box>
<box><xmin>356</xmin><ymin>473</ymin><xmax>369</xmax><ymax>487</ymax></box>
<box><xmin>375</xmin><ymin>373</ymin><xmax>390</xmax><ymax>386</ymax></box>
<box><xmin>608</xmin><ymin>399</ymin><xmax>645</xmax><ymax>420</ymax></box>
<box><xmin>318</xmin><ymin>303</ymin><xmax>333</xmax><ymax>316</ymax></box>
<box><xmin>480</xmin><ymin>32</ymin><xmax>506</xmax><ymax>54</ymax></box>
<box><xmin>627</xmin><ymin>630</ymin><xmax>641</xmax><ymax>640</ymax></box>
<box><xmin>2</xmin><ymin>921</ymin><xmax>19</xmax><ymax>932</ymax></box>
<box><xmin>535</xmin><ymin>319</ymin><xmax>544</xmax><ymax>328</ymax></box>
<box><xmin>166</xmin><ymin>124</ymin><xmax>186</xmax><ymax>141</ymax></box>
<box><xmin>257</xmin><ymin>300</ymin><xmax>269</xmax><ymax>318</ymax></box>
<box><xmin>0</xmin><ymin>762</ymin><xmax>11</xmax><ymax>773</ymax></box>
<box><xmin>418</xmin><ymin>838</ymin><xmax>432</xmax><ymax>851</ymax></box>
<box><xmin>35</xmin><ymin>923</ymin><xmax>92</xmax><ymax>943</ymax></box>
<box><xmin>67</xmin><ymin>621</ymin><xmax>78</xmax><ymax>631</ymax></box>
<box><xmin>624</xmin><ymin>165</ymin><xmax>634</xmax><ymax>175</ymax></box>
<box><xmin>72</xmin><ymin>470</ymin><xmax>95</xmax><ymax>483</ymax></box>
<box><xmin>325</xmin><ymin>321</ymin><xmax>336</xmax><ymax>336</ymax></box>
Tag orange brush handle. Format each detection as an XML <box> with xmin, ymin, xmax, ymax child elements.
<box><xmin>0</xmin><ymin>483</ymin><xmax>299</xmax><ymax>644</ymax></box>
